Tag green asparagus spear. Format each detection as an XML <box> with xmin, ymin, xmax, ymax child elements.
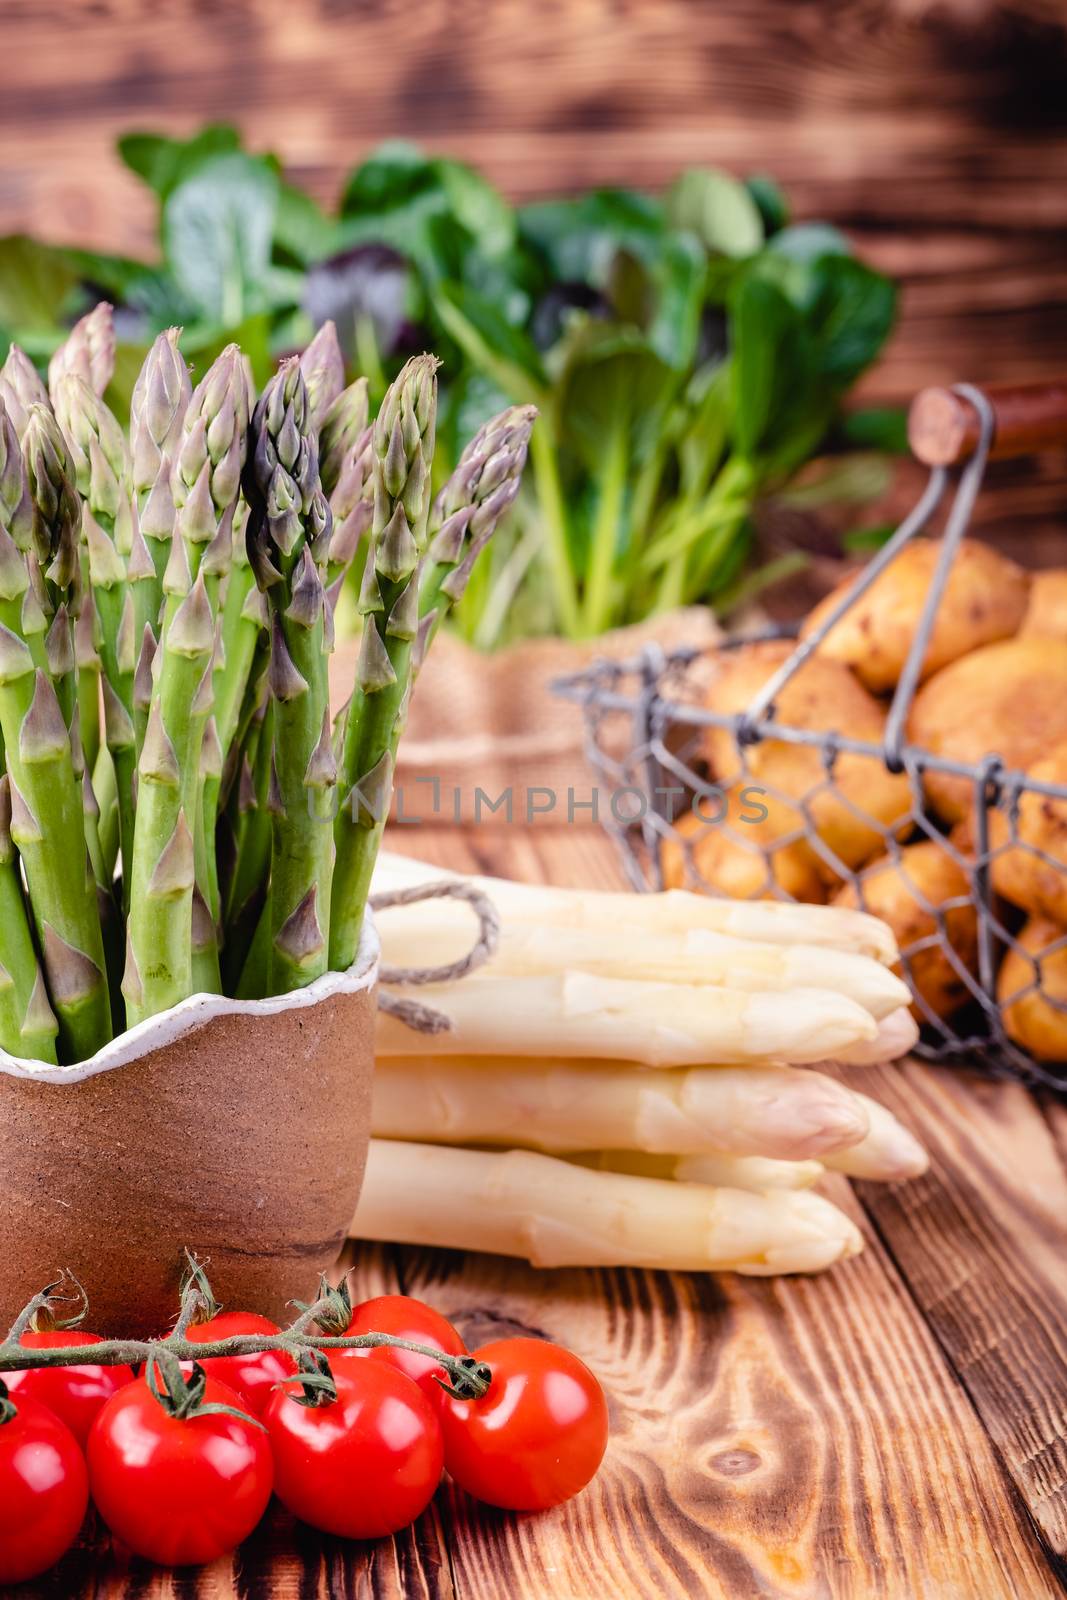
<box><xmin>299</xmin><ymin>320</ymin><xmax>345</xmax><ymax>433</ymax></box>
<box><xmin>55</xmin><ymin>374</ymin><xmax>140</xmax><ymax>899</ymax></box>
<box><xmin>329</xmin><ymin>355</ymin><xmax>438</xmax><ymax>973</ymax></box>
<box><xmin>0</xmin><ymin>772</ymin><xmax>59</xmax><ymax>1063</ymax></box>
<box><xmin>129</xmin><ymin>328</ymin><xmax>192</xmax><ymax>652</ymax></box>
<box><xmin>415</xmin><ymin>405</ymin><xmax>537</xmax><ymax>668</ymax></box>
<box><xmin>0</xmin><ymin>346</ymin><xmax>50</xmax><ymax>444</ymax></box>
<box><xmin>48</xmin><ymin>302</ymin><xmax>115</xmax><ymax>401</ymax></box>
<box><xmin>320</xmin><ymin>378</ymin><xmax>373</xmax><ymax>603</ymax></box>
<box><xmin>0</xmin><ymin>403</ymin><xmax>110</xmax><ymax>1061</ymax></box>
<box><xmin>123</xmin><ymin>348</ymin><xmax>246</xmax><ymax>1023</ymax></box>
<box><xmin>243</xmin><ymin>358</ymin><xmax>335</xmax><ymax>994</ymax></box>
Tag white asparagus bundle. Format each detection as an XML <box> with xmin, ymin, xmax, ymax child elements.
<box><xmin>372</xmin><ymin>1057</ymin><xmax>872</xmax><ymax>1159</ymax></box>
<box><xmin>376</xmin><ymin>972</ymin><xmax>878</xmax><ymax>1067</ymax></box>
<box><xmin>374</xmin><ymin>909</ymin><xmax>909</xmax><ymax>1020</ymax></box>
<box><xmin>372</xmin><ymin>851</ymin><xmax>898</xmax><ymax>964</ymax></box>
<box><xmin>353</xmin><ymin>1140</ymin><xmax>863</xmax><ymax>1274</ymax></box>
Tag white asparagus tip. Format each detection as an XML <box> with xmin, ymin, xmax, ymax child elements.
<box><xmin>831</xmin><ymin>1006</ymin><xmax>919</xmax><ymax>1066</ymax></box>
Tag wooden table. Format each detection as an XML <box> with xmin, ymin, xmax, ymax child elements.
<box><xmin>15</xmin><ymin>825</ymin><xmax>1067</xmax><ymax>1600</ymax></box>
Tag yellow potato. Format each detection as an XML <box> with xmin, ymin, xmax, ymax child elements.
<box><xmin>988</xmin><ymin>742</ymin><xmax>1067</xmax><ymax>925</ymax></box>
<box><xmin>909</xmin><ymin>638</ymin><xmax>1067</xmax><ymax>824</ymax></box>
<box><xmin>661</xmin><ymin>796</ymin><xmax>826</xmax><ymax>903</ymax></box>
<box><xmin>801</xmin><ymin>538</ymin><xmax>1029</xmax><ymax>692</ymax></box>
<box><xmin>833</xmin><ymin>840</ymin><xmax>978</xmax><ymax>1020</ymax></box>
<box><xmin>701</xmin><ymin>640</ymin><xmax>912</xmax><ymax>878</ymax></box>
<box><xmin>998</xmin><ymin>916</ymin><xmax>1067</xmax><ymax>1062</ymax></box>
<box><xmin>1019</xmin><ymin>569</ymin><xmax>1067</xmax><ymax>640</ymax></box>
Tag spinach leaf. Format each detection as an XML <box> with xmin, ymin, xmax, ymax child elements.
<box><xmin>665</xmin><ymin>169</ymin><xmax>764</xmax><ymax>259</ymax></box>
<box><xmin>163</xmin><ymin>153</ymin><xmax>280</xmax><ymax>325</ymax></box>
<box><xmin>119</xmin><ymin>125</ymin><xmax>242</xmax><ymax>200</ymax></box>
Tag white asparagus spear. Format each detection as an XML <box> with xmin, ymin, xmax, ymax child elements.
<box><xmin>375</xmin><ymin>972</ymin><xmax>878</xmax><ymax>1066</ymax></box>
<box><xmin>576</xmin><ymin>1149</ymin><xmax>825</xmax><ymax>1191</ymax></box>
<box><xmin>374</xmin><ymin>909</ymin><xmax>909</xmax><ymax>1020</ymax></box>
<box><xmin>372</xmin><ymin>1057</ymin><xmax>870</xmax><ymax>1158</ymax></box>
<box><xmin>832</xmin><ymin>1006</ymin><xmax>919</xmax><ymax>1066</ymax></box>
<box><xmin>823</xmin><ymin>1093</ymin><xmax>929</xmax><ymax>1181</ymax></box>
<box><xmin>372</xmin><ymin>852</ymin><xmax>898</xmax><ymax>964</ymax></box>
<box><xmin>352</xmin><ymin>1140</ymin><xmax>864</xmax><ymax>1274</ymax></box>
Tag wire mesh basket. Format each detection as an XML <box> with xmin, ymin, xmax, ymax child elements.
<box><xmin>555</xmin><ymin>381</ymin><xmax>1067</xmax><ymax>1088</ymax></box>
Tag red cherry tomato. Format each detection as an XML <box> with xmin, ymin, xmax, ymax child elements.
<box><xmin>5</xmin><ymin>1330</ymin><xmax>135</xmax><ymax>1446</ymax></box>
<box><xmin>440</xmin><ymin>1337</ymin><xmax>608</xmax><ymax>1511</ymax></box>
<box><xmin>0</xmin><ymin>1392</ymin><xmax>89</xmax><ymax>1583</ymax></box>
<box><xmin>88</xmin><ymin>1375</ymin><xmax>273</xmax><ymax>1566</ymax></box>
<box><xmin>185</xmin><ymin>1311</ymin><xmax>295</xmax><ymax>1417</ymax></box>
<box><xmin>337</xmin><ymin>1294</ymin><xmax>467</xmax><ymax>1412</ymax></box>
<box><xmin>265</xmin><ymin>1361</ymin><xmax>443</xmax><ymax>1539</ymax></box>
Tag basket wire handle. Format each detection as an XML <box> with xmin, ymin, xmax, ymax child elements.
<box><xmin>735</xmin><ymin>467</ymin><xmax>948</xmax><ymax>747</ymax></box>
<box><xmin>882</xmin><ymin>384</ymin><xmax>996</xmax><ymax>769</ymax></box>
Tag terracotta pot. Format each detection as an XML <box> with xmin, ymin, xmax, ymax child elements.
<box><xmin>0</xmin><ymin>920</ymin><xmax>379</xmax><ymax>1338</ymax></box>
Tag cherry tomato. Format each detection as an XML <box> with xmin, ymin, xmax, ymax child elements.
<box><xmin>440</xmin><ymin>1338</ymin><xmax>608</xmax><ymax>1511</ymax></box>
<box><xmin>5</xmin><ymin>1330</ymin><xmax>135</xmax><ymax>1446</ymax></box>
<box><xmin>337</xmin><ymin>1294</ymin><xmax>467</xmax><ymax>1413</ymax></box>
<box><xmin>0</xmin><ymin>1392</ymin><xmax>89</xmax><ymax>1583</ymax></box>
<box><xmin>265</xmin><ymin>1361</ymin><xmax>443</xmax><ymax>1539</ymax></box>
<box><xmin>185</xmin><ymin>1311</ymin><xmax>295</xmax><ymax>1418</ymax></box>
<box><xmin>88</xmin><ymin>1375</ymin><xmax>273</xmax><ymax>1565</ymax></box>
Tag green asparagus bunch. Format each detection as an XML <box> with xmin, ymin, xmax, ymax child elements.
<box><xmin>0</xmin><ymin>309</ymin><xmax>534</xmax><ymax>1064</ymax></box>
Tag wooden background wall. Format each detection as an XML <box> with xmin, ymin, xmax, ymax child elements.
<box><xmin>2</xmin><ymin>0</ymin><xmax>1067</xmax><ymax>550</ymax></box>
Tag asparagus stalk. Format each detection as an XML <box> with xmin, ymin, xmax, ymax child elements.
<box><xmin>821</xmin><ymin>1092</ymin><xmax>928</xmax><ymax>1181</ymax></box>
<box><xmin>319</xmin><ymin>378</ymin><xmax>373</xmax><ymax>600</ymax></box>
<box><xmin>415</xmin><ymin>404</ymin><xmax>536</xmax><ymax>667</ymax></box>
<box><xmin>371</xmin><ymin>1058</ymin><xmax>871</xmax><ymax>1159</ymax></box>
<box><xmin>123</xmin><ymin>348</ymin><xmax>246</xmax><ymax>1023</ymax></box>
<box><xmin>329</xmin><ymin>355</ymin><xmax>439</xmax><ymax>973</ymax></box>
<box><xmin>0</xmin><ymin>404</ymin><xmax>110</xmax><ymax>1061</ymax></box>
<box><xmin>352</xmin><ymin>1141</ymin><xmax>863</xmax><ymax>1274</ymax></box>
<box><xmin>661</xmin><ymin>1153</ymin><xmax>824</xmax><ymax>1191</ymax></box>
<box><xmin>0</xmin><ymin>346</ymin><xmax>50</xmax><ymax>443</ymax></box>
<box><xmin>373</xmin><ymin>905</ymin><xmax>908</xmax><ymax>1020</ymax></box>
<box><xmin>299</xmin><ymin>320</ymin><xmax>345</xmax><ymax>433</ymax></box>
<box><xmin>376</xmin><ymin>971</ymin><xmax>877</xmax><ymax>1067</ymax></box>
<box><xmin>129</xmin><ymin>329</ymin><xmax>192</xmax><ymax>653</ymax></box>
<box><xmin>0</xmin><ymin>773</ymin><xmax>59</xmax><ymax>1062</ymax></box>
<box><xmin>243</xmin><ymin>358</ymin><xmax>334</xmax><ymax>993</ymax></box>
<box><xmin>48</xmin><ymin>303</ymin><xmax>115</xmax><ymax>402</ymax></box>
<box><xmin>832</xmin><ymin>1007</ymin><xmax>918</xmax><ymax>1065</ymax></box>
<box><xmin>371</xmin><ymin>851</ymin><xmax>900</xmax><ymax>965</ymax></box>
<box><xmin>54</xmin><ymin>374</ymin><xmax>139</xmax><ymax>898</ymax></box>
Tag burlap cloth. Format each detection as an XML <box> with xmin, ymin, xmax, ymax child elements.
<box><xmin>328</xmin><ymin>609</ymin><xmax>722</xmax><ymax>826</ymax></box>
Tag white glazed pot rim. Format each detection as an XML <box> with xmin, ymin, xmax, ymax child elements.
<box><xmin>0</xmin><ymin>913</ymin><xmax>380</xmax><ymax>1086</ymax></box>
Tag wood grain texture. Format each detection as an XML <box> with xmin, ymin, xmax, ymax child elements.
<box><xmin>9</xmin><ymin>825</ymin><xmax>1067</xmax><ymax>1598</ymax></box>
<box><xmin>3</xmin><ymin>0</ymin><xmax>1067</xmax><ymax>410</ymax></box>
<box><xmin>847</xmin><ymin>1058</ymin><xmax>1067</xmax><ymax>1573</ymax></box>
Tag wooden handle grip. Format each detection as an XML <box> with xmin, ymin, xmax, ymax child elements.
<box><xmin>907</xmin><ymin>381</ymin><xmax>1067</xmax><ymax>466</ymax></box>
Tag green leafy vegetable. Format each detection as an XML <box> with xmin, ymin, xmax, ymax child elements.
<box><xmin>0</xmin><ymin>129</ymin><xmax>899</xmax><ymax>645</ymax></box>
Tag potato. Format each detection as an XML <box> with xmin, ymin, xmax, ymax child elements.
<box><xmin>832</xmin><ymin>840</ymin><xmax>978</xmax><ymax>1021</ymax></box>
<box><xmin>909</xmin><ymin>638</ymin><xmax>1067</xmax><ymax>823</ymax></box>
<box><xmin>661</xmin><ymin>796</ymin><xmax>826</xmax><ymax>902</ymax></box>
<box><xmin>1019</xmin><ymin>569</ymin><xmax>1067</xmax><ymax>640</ymax></box>
<box><xmin>701</xmin><ymin>640</ymin><xmax>912</xmax><ymax>879</ymax></box>
<box><xmin>800</xmin><ymin>538</ymin><xmax>1029</xmax><ymax>692</ymax></box>
<box><xmin>998</xmin><ymin>916</ymin><xmax>1067</xmax><ymax>1062</ymax></box>
<box><xmin>987</xmin><ymin>742</ymin><xmax>1067</xmax><ymax>925</ymax></box>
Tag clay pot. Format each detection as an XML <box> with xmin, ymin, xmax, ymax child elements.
<box><xmin>0</xmin><ymin>920</ymin><xmax>378</xmax><ymax>1338</ymax></box>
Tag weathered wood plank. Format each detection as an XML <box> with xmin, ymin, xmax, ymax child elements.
<box><xmin>841</xmin><ymin>1059</ymin><xmax>1067</xmax><ymax>1575</ymax></box>
<box><xmin>386</xmin><ymin>829</ymin><xmax>1065</xmax><ymax>1600</ymax></box>
<box><xmin>3</xmin><ymin>0</ymin><xmax>1067</xmax><ymax>410</ymax></box>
